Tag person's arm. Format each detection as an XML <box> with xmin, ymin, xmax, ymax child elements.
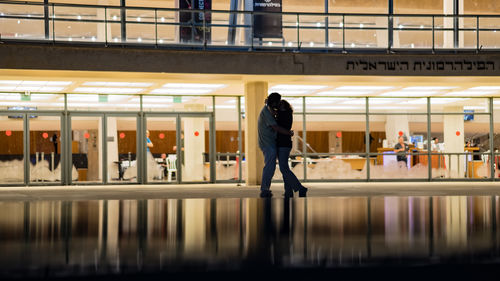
<box><xmin>147</xmin><ymin>139</ymin><xmax>153</xmax><ymax>148</ymax></box>
<box><xmin>271</xmin><ymin>124</ymin><xmax>293</xmax><ymax>136</ymax></box>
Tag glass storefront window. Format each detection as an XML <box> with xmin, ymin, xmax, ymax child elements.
<box><xmin>30</xmin><ymin>115</ymin><xmax>61</xmax><ymax>183</ymax></box>
<box><xmin>0</xmin><ymin>116</ymin><xmax>24</xmax><ymax>184</ymax></box>
<box><xmin>71</xmin><ymin>116</ymin><xmax>103</xmax><ymax>183</ymax></box>
<box><xmin>108</xmin><ymin>116</ymin><xmax>137</xmax><ymax>183</ymax></box>
<box><xmin>215</xmin><ymin>97</ymin><xmax>241</xmax><ymax>181</ymax></box>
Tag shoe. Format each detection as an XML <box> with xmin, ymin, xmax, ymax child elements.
<box><xmin>298</xmin><ymin>186</ymin><xmax>308</xmax><ymax>197</ymax></box>
<box><xmin>260</xmin><ymin>190</ymin><xmax>273</xmax><ymax>198</ymax></box>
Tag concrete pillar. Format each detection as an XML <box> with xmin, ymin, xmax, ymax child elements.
<box><xmin>183</xmin><ymin>104</ymin><xmax>206</xmax><ymax>181</ymax></box>
<box><xmin>244</xmin><ymin>81</ymin><xmax>268</xmax><ymax>186</ymax></box>
<box><xmin>107</xmin><ymin>117</ymin><xmax>119</xmax><ymax>181</ymax></box>
<box><xmin>385</xmin><ymin>115</ymin><xmax>410</xmax><ymax>147</ymax></box>
<box><xmin>443</xmin><ymin>106</ymin><xmax>465</xmax><ymax>178</ymax></box>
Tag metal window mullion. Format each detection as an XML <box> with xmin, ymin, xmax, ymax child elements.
<box><xmin>365</xmin><ymin>97</ymin><xmax>370</xmax><ymax>181</ymax></box>
<box><xmin>237</xmin><ymin>96</ymin><xmax>242</xmax><ymax>184</ymax></box>
<box><xmin>138</xmin><ymin>110</ymin><xmax>145</xmax><ymax>184</ymax></box>
<box><xmin>24</xmin><ymin>114</ymin><xmax>30</xmax><ymax>186</ymax></box>
<box><xmin>67</xmin><ymin>113</ymin><xmax>72</xmax><ymax>185</ymax></box>
<box><xmin>210</xmin><ymin>96</ymin><xmax>216</xmax><ymax>182</ymax></box>
<box><xmin>59</xmin><ymin>112</ymin><xmax>66</xmax><ymax>185</ymax></box>
<box><xmin>176</xmin><ymin>114</ymin><xmax>182</xmax><ymax>183</ymax></box>
<box><xmin>302</xmin><ymin>96</ymin><xmax>307</xmax><ymax>181</ymax></box>
<box><xmin>324</xmin><ymin>0</ymin><xmax>328</xmax><ymax>48</ymax></box>
<box><xmin>102</xmin><ymin>114</ymin><xmax>108</xmax><ymax>184</ymax></box>
<box><xmin>490</xmin><ymin>97</ymin><xmax>495</xmax><ymax>180</ymax></box>
<box><xmin>44</xmin><ymin>0</ymin><xmax>49</xmax><ymax>39</ymax></box>
<box><xmin>427</xmin><ymin>97</ymin><xmax>432</xmax><ymax>181</ymax></box>
<box><xmin>155</xmin><ymin>8</ymin><xmax>158</xmax><ymax>47</ymax></box>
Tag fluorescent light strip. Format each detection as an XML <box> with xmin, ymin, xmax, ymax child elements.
<box><xmin>0</xmin><ymin>80</ymin><xmax>72</xmax><ymax>86</ymax></box>
<box><xmin>443</xmin><ymin>91</ymin><xmax>495</xmax><ymax>96</ymax></box>
<box><xmin>73</xmin><ymin>87</ymin><xmax>144</xmax><ymax>94</ymax></box>
<box><xmin>334</xmin><ymin>86</ymin><xmax>394</xmax><ymax>91</ymax></box>
<box><xmin>162</xmin><ymin>83</ymin><xmax>226</xmax><ymax>89</ymax></box>
<box><xmin>468</xmin><ymin>86</ymin><xmax>500</xmax><ymax>91</ymax></box>
<box><xmin>305</xmin><ymin>98</ymin><xmax>349</xmax><ymax>104</ymax></box>
<box><xmin>316</xmin><ymin>90</ymin><xmax>375</xmax><ymax>96</ymax></box>
<box><xmin>151</xmin><ymin>88</ymin><xmax>213</xmax><ymax>95</ymax></box>
<box><xmin>0</xmin><ymin>86</ymin><xmax>65</xmax><ymax>92</ymax></box>
<box><xmin>83</xmin><ymin>82</ymin><xmax>154</xmax><ymax>87</ymax></box>
<box><xmin>402</xmin><ymin>86</ymin><xmax>458</xmax><ymax>91</ymax></box>
<box><xmin>380</xmin><ymin>91</ymin><xmax>439</xmax><ymax>97</ymax></box>
<box><xmin>272</xmin><ymin>90</ymin><xmax>310</xmax><ymax>96</ymax></box>
<box><xmin>270</xmin><ymin>84</ymin><xmax>328</xmax><ymax>91</ymax></box>
<box><xmin>306</xmin><ymin>106</ymin><xmax>364</xmax><ymax>110</ymax></box>
<box><xmin>403</xmin><ymin>98</ymin><xmax>469</xmax><ymax>104</ymax></box>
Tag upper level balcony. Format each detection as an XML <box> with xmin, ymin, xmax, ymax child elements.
<box><xmin>1</xmin><ymin>0</ymin><xmax>500</xmax><ymax>53</ymax></box>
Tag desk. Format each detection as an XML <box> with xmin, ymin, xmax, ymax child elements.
<box><xmin>294</xmin><ymin>157</ymin><xmax>375</xmax><ymax>170</ymax></box>
<box><xmin>377</xmin><ymin>147</ymin><xmax>417</xmax><ymax>167</ymax></box>
<box><xmin>467</xmin><ymin>161</ymin><xmax>484</xmax><ymax>178</ymax></box>
<box><xmin>417</xmin><ymin>154</ymin><xmax>446</xmax><ymax>169</ymax></box>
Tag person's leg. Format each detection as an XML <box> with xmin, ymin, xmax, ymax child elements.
<box><xmin>260</xmin><ymin>146</ymin><xmax>277</xmax><ymax>197</ymax></box>
<box><xmin>278</xmin><ymin>147</ymin><xmax>298</xmax><ymax>194</ymax></box>
<box><xmin>278</xmin><ymin>147</ymin><xmax>307</xmax><ymax>197</ymax></box>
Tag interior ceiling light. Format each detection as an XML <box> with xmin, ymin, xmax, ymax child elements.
<box><xmin>304</xmin><ymin>98</ymin><xmax>349</xmax><ymax>104</ymax></box>
<box><xmin>271</xmin><ymin>90</ymin><xmax>310</xmax><ymax>96</ymax></box>
<box><xmin>402</xmin><ymin>86</ymin><xmax>458</xmax><ymax>91</ymax></box>
<box><xmin>151</xmin><ymin>88</ymin><xmax>213</xmax><ymax>95</ymax></box>
<box><xmin>380</xmin><ymin>91</ymin><xmax>439</xmax><ymax>97</ymax></box>
<box><xmin>443</xmin><ymin>91</ymin><xmax>495</xmax><ymax>96</ymax></box>
<box><xmin>162</xmin><ymin>83</ymin><xmax>226</xmax><ymax>89</ymax></box>
<box><xmin>0</xmin><ymin>80</ymin><xmax>72</xmax><ymax>86</ymax></box>
<box><xmin>403</xmin><ymin>98</ymin><xmax>469</xmax><ymax>104</ymax></box>
<box><xmin>0</xmin><ymin>86</ymin><xmax>65</xmax><ymax>92</ymax></box>
<box><xmin>270</xmin><ymin>85</ymin><xmax>328</xmax><ymax>91</ymax></box>
<box><xmin>83</xmin><ymin>82</ymin><xmax>154</xmax><ymax>87</ymax></box>
<box><xmin>468</xmin><ymin>86</ymin><xmax>500</xmax><ymax>90</ymax></box>
<box><xmin>73</xmin><ymin>87</ymin><xmax>143</xmax><ymax>94</ymax></box>
<box><xmin>334</xmin><ymin>86</ymin><xmax>394</xmax><ymax>91</ymax></box>
<box><xmin>316</xmin><ymin>90</ymin><xmax>374</xmax><ymax>96</ymax></box>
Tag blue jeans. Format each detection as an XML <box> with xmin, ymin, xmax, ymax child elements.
<box><xmin>260</xmin><ymin>146</ymin><xmax>278</xmax><ymax>192</ymax></box>
<box><xmin>278</xmin><ymin>147</ymin><xmax>302</xmax><ymax>193</ymax></box>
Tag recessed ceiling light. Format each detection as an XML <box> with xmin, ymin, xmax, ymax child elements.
<box><xmin>270</xmin><ymin>85</ymin><xmax>327</xmax><ymax>91</ymax></box>
<box><xmin>335</xmin><ymin>86</ymin><xmax>394</xmax><ymax>91</ymax></box>
<box><xmin>151</xmin><ymin>88</ymin><xmax>213</xmax><ymax>95</ymax></box>
<box><xmin>83</xmin><ymin>82</ymin><xmax>153</xmax><ymax>87</ymax></box>
<box><xmin>316</xmin><ymin>90</ymin><xmax>374</xmax><ymax>96</ymax></box>
<box><xmin>468</xmin><ymin>86</ymin><xmax>500</xmax><ymax>91</ymax></box>
<box><xmin>402</xmin><ymin>86</ymin><xmax>458</xmax><ymax>91</ymax></box>
<box><xmin>443</xmin><ymin>91</ymin><xmax>495</xmax><ymax>96</ymax></box>
<box><xmin>73</xmin><ymin>87</ymin><xmax>143</xmax><ymax>94</ymax></box>
<box><xmin>162</xmin><ymin>83</ymin><xmax>226</xmax><ymax>89</ymax></box>
<box><xmin>380</xmin><ymin>91</ymin><xmax>439</xmax><ymax>97</ymax></box>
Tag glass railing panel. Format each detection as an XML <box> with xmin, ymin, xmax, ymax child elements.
<box><xmin>344</xmin><ymin>15</ymin><xmax>386</xmax><ymax>49</ymax></box>
<box><xmin>156</xmin><ymin>9</ymin><xmax>178</xmax><ymax>45</ymax></box>
<box><xmin>393</xmin><ymin>16</ymin><xmax>433</xmax><ymax>49</ymax></box>
<box><xmin>0</xmin><ymin>3</ymin><xmax>46</xmax><ymax>40</ymax></box>
<box><xmin>479</xmin><ymin>17</ymin><xmax>500</xmax><ymax>49</ymax></box>
<box><xmin>125</xmin><ymin>9</ymin><xmax>155</xmax><ymax>44</ymax></box>
<box><xmin>297</xmin><ymin>14</ymin><xmax>325</xmax><ymax>48</ymax></box>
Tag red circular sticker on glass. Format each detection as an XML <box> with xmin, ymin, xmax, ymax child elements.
<box><xmin>159</xmin><ymin>133</ymin><xmax>165</xmax><ymax>139</ymax></box>
<box><xmin>398</xmin><ymin>131</ymin><xmax>403</xmax><ymax>136</ymax></box>
<box><xmin>5</xmin><ymin>130</ymin><xmax>12</xmax><ymax>137</ymax></box>
<box><xmin>119</xmin><ymin>132</ymin><xmax>125</xmax><ymax>139</ymax></box>
<box><xmin>84</xmin><ymin>132</ymin><xmax>90</xmax><ymax>139</ymax></box>
<box><xmin>456</xmin><ymin>131</ymin><xmax>461</xmax><ymax>136</ymax></box>
<box><xmin>42</xmin><ymin>132</ymin><xmax>48</xmax><ymax>139</ymax></box>
<box><xmin>194</xmin><ymin>131</ymin><xmax>199</xmax><ymax>137</ymax></box>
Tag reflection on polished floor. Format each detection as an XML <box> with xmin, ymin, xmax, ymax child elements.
<box><xmin>1</xmin><ymin>194</ymin><xmax>500</xmax><ymax>280</ymax></box>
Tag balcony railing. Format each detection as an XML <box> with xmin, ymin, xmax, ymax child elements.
<box><xmin>1</xmin><ymin>1</ymin><xmax>500</xmax><ymax>52</ymax></box>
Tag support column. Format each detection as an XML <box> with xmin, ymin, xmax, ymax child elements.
<box><xmin>443</xmin><ymin>0</ymin><xmax>464</xmax><ymax>48</ymax></box>
<box><xmin>106</xmin><ymin>117</ymin><xmax>118</xmax><ymax>181</ymax></box>
<box><xmin>385</xmin><ymin>115</ymin><xmax>410</xmax><ymax>147</ymax></box>
<box><xmin>183</xmin><ymin>104</ymin><xmax>206</xmax><ymax>181</ymax></box>
<box><xmin>443</xmin><ymin>106</ymin><xmax>465</xmax><ymax>178</ymax></box>
<box><xmin>244</xmin><ymin>81</ymin><xmax>268</xmax><ymax>186</ymax></box>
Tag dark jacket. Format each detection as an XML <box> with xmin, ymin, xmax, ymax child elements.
<box><xmin>276</xmin><ymin>109</ymin><xmax>293</xmax><ymax>148</ymax></box>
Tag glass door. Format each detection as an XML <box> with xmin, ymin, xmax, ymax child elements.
<box><xmin>145</xmin><ymin>115</ymin><xmax>177</xmax><ymax>183</ymax></box>
<box><xmin>29</xmin><ymin>114</ymin><xmax>62</xmax><ymax>183</ymax></box>
<box><xmin>69</xmin><ymin>114</ymin><xmax>103</xmax><ymax>184</ymax></box>
<box><xmin>0</xmin><ymin>113</ymin><xmax>24</xmax><ymax>184</ymax></box>
<box><xmin>107</xmin><ymin>115</ymin><xmax>138</xmax><ymax>183</ymax></box>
